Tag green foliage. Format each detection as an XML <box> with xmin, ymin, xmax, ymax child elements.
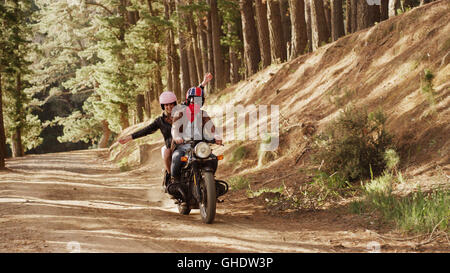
<box><xmin>218</xmin><ymin>0</ymin><xmax>243</xmax><ymax>50</ymax></box>
<box><xmin>384</xmin><ymin>148</ymin><xmax>400</xmax><ymax>172</ymax></box>
<box><xmin>247</xmin><ymin>184</ymin><xmax>285</xmax><ymax>199</ymax></box>
<box><xmin>312</xmin><ymin>105</ymin><xmax>394</xmax><ymax>181</ymax></box>
<box><xmin>421</xmin><ymin>68</ymin><xmax>436</xmax><ymax>110</ymax></box>
<box><xmin>228</xmin><ymin>176</ymin><xmax>250</xmax><ymax>191</ymax></box>
<box><xmin>118</xmin><ymin>157</ymin><xmax>131</xmax><ymax>172</ymax></box>
<box><xmin>229</xmin><ymin>145</ymin><xmax>248</xmax><ymax>163</ymax></box>
<box><xmin>359</xmin><ymin>172</ymin><xmax>449</xmax><ymax>234</ymax></box>
<box><xmin>30</xmin><ymin>0</ymin><xmax>173</xmax><ymax>148</ymax></box>
<box><xmin>0</xmin><ymin>0</ymin><xmax>42</xmax><ymax>153</ymax></box>
<box><xmin>47</xmin><ymin>110</ymin><xmax>102</xmax><ymax>144</ymax></box>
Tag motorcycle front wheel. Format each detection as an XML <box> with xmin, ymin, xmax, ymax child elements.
<box><xmin>199</xmin><ymin>172</ymin><xmax>216</xmax><ymax>224</ymax></box>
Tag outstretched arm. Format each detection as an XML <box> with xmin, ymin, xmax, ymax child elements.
<box><xmin>118</xmin><ymin>117</ymin><xmax>160</xmax><ymax>145</ymax></box>
<box><xmin>118</xmin><ymin>135</ymin><xmax>133</xmax><ymax>144</ymax></box>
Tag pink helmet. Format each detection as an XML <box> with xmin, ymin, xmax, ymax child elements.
<box><xmin>159</xmin><ymin>91</ymin><xmax>177</xmax><ymax>110</ymax></box>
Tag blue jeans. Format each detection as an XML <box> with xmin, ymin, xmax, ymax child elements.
<box><xmin>170</xmin><ymin>144</ymin><xmax>190</xmax><ymax>182</ymax></box>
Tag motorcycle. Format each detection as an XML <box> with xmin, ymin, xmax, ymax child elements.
<box><xmin>164</xmin><ymin>139</ymin><xmax>228</xmax><ymax>224</ymax></box>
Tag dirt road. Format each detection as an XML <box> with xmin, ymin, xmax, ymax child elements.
<box><xmin>0</xmin><ymin>144</ymin><xmax>447</xmax><ymax>253</ymax></box>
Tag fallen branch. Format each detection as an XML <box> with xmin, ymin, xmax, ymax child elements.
<box><xmin>295</xmin><ymin>147</ymin><xmax>310</xmax><ymax>164</ymax></box>
<box><xmin>260</xmin><ymin>172</ymin><xmax>299</xmax><ymax>187</ymax></box>
<box><xmin>414</xmin><ymin>219</ymin><xmax>446</xmax><ymax>248</ymax></box>
<box><xmin>367</xmin><ymin>230</ymin><xmax>425</xmax><ymax>242</ymax></box>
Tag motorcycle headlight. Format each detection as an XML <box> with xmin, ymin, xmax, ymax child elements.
<box><xmin>194</xmin><ymin>142</ymin><xmax>211</xmax><ymax>159</ymax></box>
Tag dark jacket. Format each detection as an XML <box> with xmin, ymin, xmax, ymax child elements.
<box><xmin>131</xmin><ymin>113</ymin><xmax>172</xmax><ymax>148</ymax></box>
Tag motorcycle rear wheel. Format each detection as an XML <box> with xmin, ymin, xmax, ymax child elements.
<box><xmin>200</xmin><ymin>172</ymin><xmax>216</xmax><ymax>224</ymax></box>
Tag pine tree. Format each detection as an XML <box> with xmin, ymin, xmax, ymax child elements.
<box><xmin>330</xmin><ymin>0</ymin><xmax>344</xmax><ymax>41</ymax></box>
<box><xmin>32</xmin><ymin>1</ymin><xmax>105</xmax><ymax>148</ymax></box>
<box><xmin>255</xmin><ymin>0</ymin><xmax>271</xmax><ymax>68</ymax></box>
<box><xmin>310</xmin><ymin>0</ymin><xmax>330</xmax><ymax>51</ymax></box>
<box><xmin>267</xmin><ymin>0</ymin><xmax>287</xmax><ymax>63</ymax></box>
<box><xmin>209</xmin><ymin>0</ymin><xmax>226</xmax><ymax>91</ymax></box>
<box><xmin>289</xmin><ymin>0</ymin><xmax>308</xmax><ymax>59</ymax></box>
<box><xmin>219</xmin><ymin>0</ymin><xmax>243</xmax><ymax>84</ymax></box>
<box><xmin>1</xmin><ymin>0</ymin><xmax>42</xmax><ymax>157</ymax></box>
<box><xmin>239</xmin><ymin>0</ymin><xmax>260</xmax><ymax>77</ymax></box>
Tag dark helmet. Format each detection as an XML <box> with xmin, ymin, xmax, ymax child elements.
<box><xmin>185</xmin><ymin>86</ymin><xmax>205</xmax><ymax>105</ymax></box>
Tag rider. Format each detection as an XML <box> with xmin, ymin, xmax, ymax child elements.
<box><xmin>117</xmin><ymin>73</ymin><xmax>214</xmax><ymax>190</ymax></box>
<box><xmin>118</xmin><ymin>91</ymin><xmax>177</xmax><ymax>188</ymax></box>
<box><xmin>169</xmin><ymin>74</ymin><xmax>222</xmax><ymax>198</ymax></box>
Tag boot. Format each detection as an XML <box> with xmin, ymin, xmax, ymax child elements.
<box><xmin>162</xmin><ymin>170</ymin><xmax>171</xmax><ymax>193</ymax></box>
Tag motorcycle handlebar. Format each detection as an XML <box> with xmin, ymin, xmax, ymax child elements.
<box><xmin>183</xmin><ymin>139</ymin><xmax>219</xmax><ymax>145</ymax></box>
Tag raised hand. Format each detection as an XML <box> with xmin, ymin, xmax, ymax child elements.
<box><xmin>202</xmin><ymin>72</ymin><xmax>213</xmax><ymax>86</ymax></box>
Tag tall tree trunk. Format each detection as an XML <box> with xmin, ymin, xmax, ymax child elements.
<box><xmin>304</xmin><ymin>0</ymin><xmax>313</xmax><ymax>52</ymax></box>
<box><xmin>289</xmin><ymin>0</ymin><xmax>308</xmax><ymax>59</ymax></box>
<box><xmin>119</xmin><ymin>102</ymin><xmax>130</xmax><ymax>129</ymax></box>
<box><xmin>164</xmin><ymin>0</ymin><xmax>173</xmax><ymax>92</ymax></box>
<box><xmin>323</xmin><ymin>0</ymin><xmax>332</xmax><ymax>40</ymax></box>
<box><xmin>186</xmin><ymin>5</ymin><xmax>200</xmax><ymax>84</ymax></box>
<box><xmin>206</xmin><ymin>9</ymin><xmax>215</xmax><ymax>92</ymax></box>
<box><xmin>12</xmin><ymin>73</ymin><xmax>24</xmax><ymax>158</ymax></box>
<box><xmin>171</xmin><ymin>41</ymin><xmax>182</xmax><ymax>99</ymax></box>
<box><xmin>351</xmin><ymin>0</ymin><xmax>358</xmax><ymax>32</ymax></box>
<box><xmin>144</xmin><ymin>86</ymin><xmax>152</xmax><ymax>119</ymax></box>
<box><xmin>11</xmin><ymin>128</ymin><xmax>23</xmax><ymax>158</ymax></box>
<box><xmin>279</xmin><ymin>0</ymin><xmax>291</xmax><ymax>54</ymax></box>
<box><xmin>176</xmin><ymin>0</ymin><xmax>191</xmax><ymax>94</ymax></box>
<box><xmin>267</xmin><ymin>0</ymin><xmax>287</xmax><ymax>63</ymax></box>
<box><xmin>209</xmin><ymin>0</ymin><xmax>226</xmax><ymax>91</ymax></box>
<box><xmin>389</xmin><ymin>0</ymin><xmax>400</xmax><ymax>18</ymax></box>
<box><xmin>98</xmin><ymin>120</ymin><xmax>111</xmax><ymax>148</ymax></box>
<box><xmin>154</xmin><ymin>46</ymin><xmax>163</xmax><ymax>97</ymax></box>
<box><xmin>370</xmin><ymin>3</ymin><xmax>380</xmax><ymax>24</ymax></box>
<box><xmin>345</xmin><ymin>0</ymin><xmax>352</xmax><ymax>34</ymax></box>
<box><xmin>171</xmin><ymin>0</ymin><xmax>181</xmax><ymax>98</ymax></box>
<box><xmin>188</xmin><ymin>9</ymin><xmax>203</xmax><ymax>83</ymax></box>
<box><xmin>330</xmin><ymin>0</ymin><xmax>345</xmax><ymax>41</ymax></box>
<box><xmin>380</xmin><ymin>0</ymin><xmax>389</xmax><ymax>21</ymax></box>
<box><xmin>136</xmin><ymin>94</ymin><xmax>145</xmax><ymax>123</ymax></box>
<box><xmin>198</xmin><ymin>16</ymin><xmax>209</xmax><ymax>82</ymax></box>
<box><xmin>188</xmin><ymin>44</ymin><xmax>199</xmax><ymax>85</ymax></box>
<box><xmin>310</xmin><ymin>0</ymin><xmax>330</xmax><ymax>51</ymax></box>
<box><xmin>0</xmin><ymin>73</ymin><xmax>6</xmax><ymax>169</ymax></box>
<box><xmin>255</xmin><ymin>0</ymin><xmax>272</xmax><ymax>68</ymax></box>
<box><xmin>357</xmin><ymin>0</ymin><xmax>375</xmax><ymax>31</ymax></box>
<box><xmin>228</xmin><ymin>40</ymin><xmax>242</xmax><ymax>83</ymax></box>
<box><xmin>240</xmin><ymin>0</ymin><xmax>261</xmax><ymax>77</ymax></box>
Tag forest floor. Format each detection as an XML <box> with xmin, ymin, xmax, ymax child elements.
<box><xmin>0</xmin><ymin>146</ymin><xmax>448</xmax><ymax>253</ymax></box>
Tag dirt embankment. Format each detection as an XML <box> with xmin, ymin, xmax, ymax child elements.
<box><xmin>203</xmin><ymin>0</ymin><xmax>450</xmax><ymax>190</ymax></box>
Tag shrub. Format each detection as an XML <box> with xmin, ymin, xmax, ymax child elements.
<box><xmin>421</xmin><ymin>69</ymin><xmax>436</xmax><ymax>110</ymax></box>
<box><xmin>228</xmin><ymin>176</ymin><xmax>250</xmax><ymax>191</ymax></box>
<box><xmin>247</xmin><ymin>184</ymin><xmax>285</xmax><ymax>198</ymax></box>
<box><xmin>313</xmin><ymin>105</ymin><xmax>393</xmax><ymax>181</ymax></box>
<box><xmin>361</xmin><ymin>172</ymin><xmax>449</xmax><ymax>234</ymax></box>
<box><xmin>118</xmin><ymin>157</ymin><xmax>131</xmax><ymax>172</ymax></box>
<box><xmin>229</xmin><ymin>146</ymin><xmax>248</xmax><ymax>163</ymax></box>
